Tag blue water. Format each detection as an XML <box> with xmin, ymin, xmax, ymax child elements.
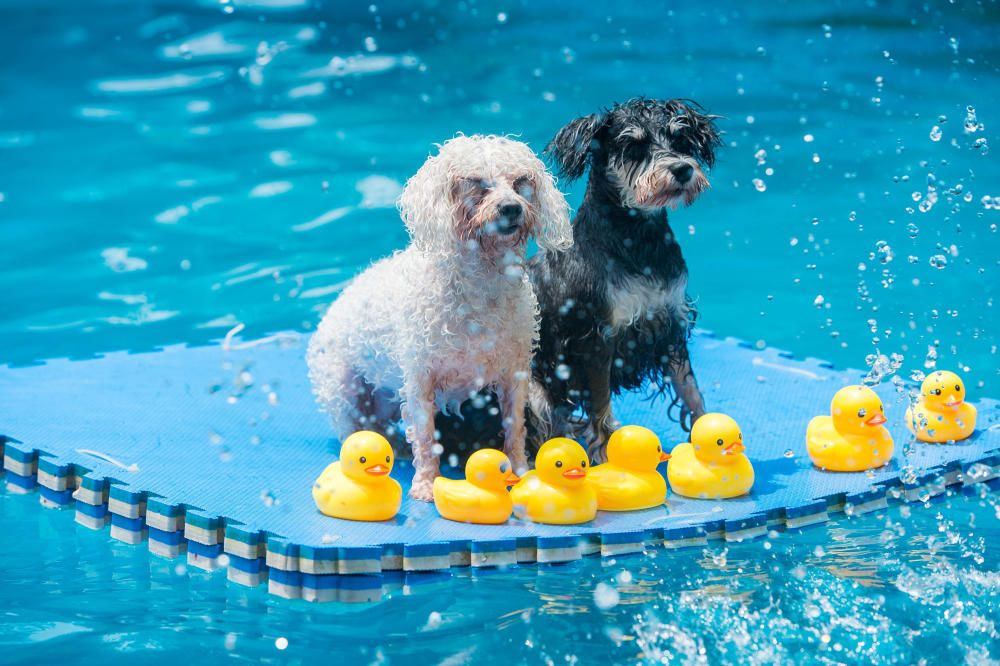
<box><xmin>1</xmin><ymin>0</ymin><xmax>998</xmax><ymax>662</ymax></box>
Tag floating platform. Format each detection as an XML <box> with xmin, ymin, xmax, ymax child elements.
<box><xmin>1</xmin><ymin>330</ymin><xmax>997</xmax><ymax>602</ymax></box>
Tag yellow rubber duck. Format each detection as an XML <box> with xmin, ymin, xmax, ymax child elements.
<box><xmin>312</xmin><ymin>431</ymin><xmax>402</xmax><ymax>521</ymax></box>
<box><xmin>433</xmin><ymin>449</ymin><xmax>521</xmax><ymax>524</ymax></box>
<box><xmin>806</xmin><ymin>385</ymin><xmax>894</xmax><ymax>472</ymax></box>
<box><xmin>588</xmin><ymin>425</ymin><xmax>670</xmax><ymax>511</ymax></box>
<box><xmin>905</xmin><ymin>370</ymin><xmax>976</xmax><ymax>443</ymax></box>
<box><xmin>511</xmin><ymin>438</ymin><xmax>597</xmax><ymax>525</ymax></box>
<box><xmin>667</xmin><ymin>413</ymin><xmax>754</xmax><ymax>499</ymax></box>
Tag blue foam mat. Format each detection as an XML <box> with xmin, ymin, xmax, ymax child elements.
<box><xmin>2</xmin><ymin>330</ymin><xmax>998</xmax><ymax>600</ymax></box>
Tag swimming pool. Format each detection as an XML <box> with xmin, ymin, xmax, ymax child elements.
<box><xmin>1</xmin><ymin>0</ymin><xmax>997</xmax><ymax>662</ymax></box>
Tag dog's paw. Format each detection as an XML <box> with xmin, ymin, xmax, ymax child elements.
<box><xmin>408</xmin><ymin>475</ymin><xmax>436</xmax><ymax>502</ymax></box>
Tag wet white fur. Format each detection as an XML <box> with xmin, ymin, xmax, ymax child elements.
<box><xmin>307</xmin><ymin>135</ymin><xmax>571</xmax><ymax>500</ymax></box>
<box><xmin>606</xmin><ymin>274</ymin><xmax>689</xmax><ymax>333</ymax></box>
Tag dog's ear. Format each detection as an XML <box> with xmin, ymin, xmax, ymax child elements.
<box><xmin>534</xmin><ymin>168</ymin><xmax>573</xmax><ymax>253</ymax></box>
<box><xmin>398</xmin><ymin>146</ymin><xmax>456</xmax><ymax>251</ymax></box>
<box><xmin>544</xmin><ymin>113</ymin><xmax>605</xmax><ymax>181</ymax></box>
<box><xmin>672</xmin><ymin>101</ymin><xmax>722</xmax><ymax>168</ymax></box>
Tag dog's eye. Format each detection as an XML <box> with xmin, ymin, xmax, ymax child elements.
<box><xmin>624</xmin><ymin>138</ymin><xmax>649</xmax><ymax>160</ymax></box>
<box><xmin>513</xmin><ymin>175</ymin><xmax>534</xmax><ymax>198</ymax></box>
<box><xmin>462</xmin><ymin>177</ymin><xmax>489</xmax><ymax>192</ymax></box>
<box><xmin>360</xmin><ymin>456</ymin><xmax>367</xmax><ymax>464</ymax></box>
<box><xmin>555</xmin><ymin>461</ymin><xmax>563</xmax><ymax>468</ymax></box>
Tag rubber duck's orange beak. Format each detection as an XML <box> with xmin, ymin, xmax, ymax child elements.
<box><xmin>865</xmin><ymin>413</ymin><xmax>887</xmax><ymax>426</ymax></box>
<box><xmin>562</xmin><ymin>467</ymin><xmax>586</xmax><ymax>479</ymax></box>
<box><xmin>659</xmin><ymin>451</ymin><xmax>671</xmax><ymax>462</ymax></box>
<box><xmin>505</xmin><ymin>473</ymin><xmax>521</xmax><ymax>486</ymax></box>
<box><xmin>365</xmin><ymin>464</ymin><xmax>390</xmax><ymax>476</ymax></box>
<box><xmin>944</xmin><ymin>396</ymin><xmax>962</xmax><ymax>408</ymax></box>
<box><xmin>723</xmin><ymin>442</ymin><xmax>745</xmax><ymax>455</ymax></box>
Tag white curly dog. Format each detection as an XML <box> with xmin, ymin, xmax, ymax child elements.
<box><xmin>307</xmin><ymin>135</ymin><xmax>572</xmax><ymax>501</ymax></box>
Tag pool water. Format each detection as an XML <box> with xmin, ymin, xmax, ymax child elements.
<box><xmin>1</xmin><ymin>0</ymin><xmax>997</xmax><ymax>662</ymax></box>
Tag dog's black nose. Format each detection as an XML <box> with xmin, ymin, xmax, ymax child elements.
<box><xmin>499</xmin><ymin>203</ymin><xmax>523</xmax><ymax>219</ymax></box>
<box><xmin>671</xmin><ymin>163</ymin><xmax>694</xmax><ymax>184</ymax></box>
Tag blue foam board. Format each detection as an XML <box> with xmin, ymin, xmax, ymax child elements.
<box><xmin>1</xmin><ymin>330</ymin><xmax>997</xmax><ymax>599</ymax></box>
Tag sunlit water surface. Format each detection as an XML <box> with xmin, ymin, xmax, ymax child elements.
<box><xmin>1</xmin><ymin>0</ymin><xmax>998</xmax><ymax>662</ymax></box>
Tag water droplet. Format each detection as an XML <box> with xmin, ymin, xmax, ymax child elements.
<box><xmin>752</xmin><ymin>178</ymin><xmax>766</xmax><ymax>192</ymax></box>
<box><xmin>555</xmin><ymin>364</ymin><xmax>571</xmax><ymax>380</ymax></box>
<box><xmin>929</xmin><ymin>125</ymin><xmax>943</xmax><ymax>142</ymax></box>
<box><xmin>593</xmin><ymin>582</ymin><xmax>620</xmax><ymax>610</ymax></box>
<box><xmin>275</xmin><ymin>637</ymin><xmax>289</xmax><ymax>651</ymax></box>
<box><xmin>964</xmin><ymin>105</ymin><xmax>982</xmax><ymax>133</ymax></box>
<box><xmin>928</xmin><ymin>254</ymin><xmax>948</xmax><ymax>270</ymax></box>
<box><xmin>783</xmin><ymin>449</ymin><xmax>795</xmax><ymax>458</ymax></box>
<box><xmin>874</xmin><ymin>240</ymin><xmax>894</xmax><ymax>264</ymax></box>
<box><xmin>966</xmin><ymin>463</ymin><xmax>993</xmax><ymax>482</ymax></box>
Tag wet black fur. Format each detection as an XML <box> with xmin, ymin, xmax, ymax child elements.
<box><xmin>528</xmin><ymin>98</ymin><xmax>722</xmax><ymax>443</ymax></box>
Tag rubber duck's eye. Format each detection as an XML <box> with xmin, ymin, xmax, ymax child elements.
<box><xmin>581</xmin><ymin>461</ymin><xmax>587</xmax><ymax>468</ymax></box>
<box><xmin>385</xmin><ymin>456</ymin><xmax>390</xmax><ymax>463</ymax></box>
<box><xmin>555</xmin><ymin>461</ymin><xmax>563</xmax><ymax>468</ymax></box>
<box><xmin>500</xmin><ymin>462</ymin><xmax>509</xmax><ymax>473</ymax></box>
<box><xmin>656</xmin><ymin>446</ymin><xmax>661</xmax><ymax>453</ymax></box>
<box><xmin>933</xmin><ymin>389</ymin><xmax>942</xmax><ymax>395</ymax></box>
<box><xmin>955</xmin><ymin>384</ymin><xmax>961</xmax><ymax>391</ymax></box>
<box><xmin>879</xmin><ymin>405</ymin><xmax>884</xmax><ymax>412</ymax></box>
<box><xmin>360</xmin><ymin>456</ymin><xmax>367</xmax><ymax>464</ymax></box>
<box><xmin>857</xmin><ymin>408</ymin><xmax>866</xmax><ymax>418</ymax></box>
<box><xmin>716</xmin><ymin>438</ymin><xmax>724</xmax><ymax>446</ymax></box>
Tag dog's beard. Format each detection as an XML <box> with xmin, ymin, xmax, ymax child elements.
<box><xmin>455</xmin><ymin>198</ymin><xmax>537</xmax><ymax>258</ymax></box>
<box><xmin>609</xmin><ymin>158</ymin><xmax>709</xmax><ymax>211</ymax></box>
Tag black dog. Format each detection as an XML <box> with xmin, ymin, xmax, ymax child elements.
<box><xmin>528</xmin><ymin>98</ymin><xmax>722</xmax><ymax>461</ymax></box>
